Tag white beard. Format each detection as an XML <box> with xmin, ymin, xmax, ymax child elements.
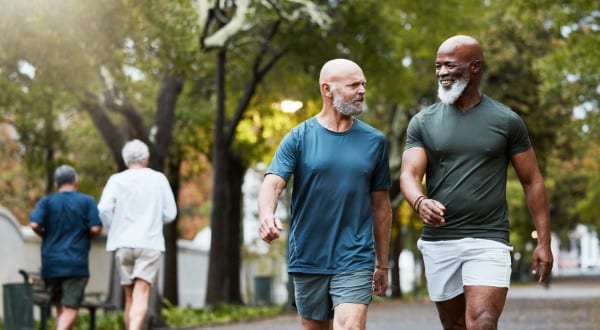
<box><xmin>438</xmin><ymin>75</ymin><xmax>469</xmax><ymax>104</ymax></box>
<box><xmin>332</xmin><ymin>89</ymin><xmax>367</xmax><ymax>116</ymax></box>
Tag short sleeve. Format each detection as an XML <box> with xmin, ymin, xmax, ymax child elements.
<box><xmin>266</xmin><ymin>130</ymin><xmax>298</xmax><ymax>182</ymax></box>
<box><xmin>29</xmin><ymin>197</ymin><xmax>48</xmax><ymax>225</ymax></box>
<box><xmin>85</xmin><ymin>196</ymin><xmax>103</xmax><ymax>228</ymax></box>
<box><xmin>371</xmin><ymin>138</ymin><xmax>392</xmax><ymax>191</ymax></box>
<box><xmin>507</xmin><ymin>111</ymin><xmax>532</xmax><ymax>156</ymax></box>
<box><xmin>404</xmin><ymin>114</ymin><xmax>424</xmax><ymax>150</ymax></box>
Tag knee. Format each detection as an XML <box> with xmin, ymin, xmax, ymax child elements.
<box><xmin>334</xmin><ymin>314</ymin><xmax>366</xmax><ymax>330</ymax></box>
<box><xmin>466</xmin><ymin>309</ymin><xmax>499</xmax><ymax>329</ymax></box>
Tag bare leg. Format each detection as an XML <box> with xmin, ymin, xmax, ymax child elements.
<box><xmin>123</xmin><ymin>285</ymin><xmax>134</xmax><ymax>329</ymax></box>
<box><xmin>300</xmin><ymin>317</ymin><xmax>331</xmax><ymax>330</ymax></box>
<box><xmin>464</xmin><ymin>286</ymin><xmax>507</xmax><ymax>330</ymax></box>
<box><xmin>128</xmin><ymin>278</ymin><xmax>152</xmax><ymax>330</ymax></box>
<box><xmin>435</xmin><ymin>294</ymin><xmax>466</xmax><ymax>329</ymax></box>
<box><xmin>333</xmin><ymin>303</ymin><xmax>368</xmax><ymax>330</ymax></box>
<box><xmin>54</xmin><ymin>304</ymin><xmax>78</xmax><ymax>330</ymax></box>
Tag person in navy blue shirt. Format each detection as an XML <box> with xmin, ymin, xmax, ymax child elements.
<box><xmin>30</xmin><ymin>165</ymin><xmax>102</xmax><ymax>330</ymax></box>
<box><xmin>258</xmin><ymin>58</ymin><xmax>392</xmax><ymax>330</ymax></box>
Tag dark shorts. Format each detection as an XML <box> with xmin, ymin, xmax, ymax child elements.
<box><xmin>45</xmin><ymin>277</ymin><xmax>89</xmax><ymax>308</ymax></box>
<box><xmin>292</xmin><ymin>269</ymin><xmax>373</xmax><ymax>321</ymax></box>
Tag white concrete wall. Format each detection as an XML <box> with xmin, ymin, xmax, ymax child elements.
<box><xmin>177</xmin><ymin>240</ymin><xmax>208</xmax><ymax>308</ymax></box>
<box><xmin>0</xmin><ymin>206</ymin><xmax>28</xmax><ymax>316</ymax></box>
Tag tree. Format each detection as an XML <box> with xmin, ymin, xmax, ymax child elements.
<box><xmin>0</xmin><ymin>1</ymin><xmax>202</xmax><ymax>323</ymax></box>
<box><xmin>482</xmin><ymin>0</ymin><xmax>600</xmax><ymax>245</ymax></box>
<box><xmin>196</xmin><ymin>0</ymin><xmax>333</xmax><ymax>306</ymax></box>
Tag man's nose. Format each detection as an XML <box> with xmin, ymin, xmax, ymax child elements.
<box><xmin>437</xmin><ymin>66</ymin><xmax>449</xmax><ymax>77</ymax></box>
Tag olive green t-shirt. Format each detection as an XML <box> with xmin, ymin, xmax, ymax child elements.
<box><xmin>405</xmin><ymin>95</ymin><xmax>531</xmax><ymax>245</ymax></box>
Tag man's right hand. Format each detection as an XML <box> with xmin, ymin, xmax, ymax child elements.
<box><xmin>418</xmin><ymin>198</ymin><xmax>446</xmax><ymax>227</ymax></box>
<box><xmin>259</xmin><ymin>214</ymin><xmax>284</xmax><ymax>244</ymax></box>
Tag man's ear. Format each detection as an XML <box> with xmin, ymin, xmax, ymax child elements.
<box><xmin>321</xmin><ymin>83</ymin><xmax>332</xmax><ymax>97</ymax></box>
<box><xmin>471</xmin><ymin>60</ymin><xmax>482</xmax><ymax>74</ymax></box>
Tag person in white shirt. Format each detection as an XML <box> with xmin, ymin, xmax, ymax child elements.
<box><xmin>98</xmin><ymin>139</ymin><xmax>177</xmax><ymax>330</ymax></box>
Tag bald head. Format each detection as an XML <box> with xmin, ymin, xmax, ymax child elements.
<box><xmin>438</xmin><ymin>35</ymin><xmax>484</xmax><ymax>68</ymax></box>
<box><xmin>319</xmin><ymin>59</ymin><xmax>364</xmax><ymax>85</ymax></box>
<box><xmin>436</xmin><ymin>35</ymin><xmax>485</xmax><ymax>106</ymax></box>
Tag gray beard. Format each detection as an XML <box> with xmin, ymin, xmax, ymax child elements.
<box><xmin>438</xmin><ymin>76</ymin><xmax>469</xmax><ymax>104</ymax></box>
<box><xmin>333</xmin><ymin>92</ymin><xmax>367</xmax><ymax>116</ymax></box>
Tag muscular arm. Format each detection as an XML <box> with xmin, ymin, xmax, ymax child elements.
<box><xmin>371</xmin><ymin>190</ymin><xmax>392</xmax><ymax>296</ymax></box>
<box><xmin>511</xmin><ymin>149</ymin><xmax>553</xmax><ymax>283</ymax></box>
<box><xmin>257</xmin><ymin>174</ymin><xmax>287</xmax><ymax>244</ymax></box>
<box><xmin>399</xmin><ymin>147</ymin><xmax>428</xmax><ymax>206</ymax></box>
<box><xmin>399</xmin><ymin>147</ymin><xmax>445</xmax><ymax>226</ymax></box>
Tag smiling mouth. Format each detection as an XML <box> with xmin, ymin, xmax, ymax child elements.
<box><xmin>439</xmin><ymin>79</ymin><xmax>453</xmax><ymax>88</ymax></box>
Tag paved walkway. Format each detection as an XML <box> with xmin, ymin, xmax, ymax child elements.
<box><xmin>195</xmin><ymin>277</ymin><xmax>600</xmax><ymax>330</ymax></box>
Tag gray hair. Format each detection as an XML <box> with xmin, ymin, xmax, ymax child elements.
<box><xmin>54</xmin><ymin>165</ymin><xmax>77</xmax><ymax>187</ymax></box>
<box><xmin>122</xmin><ymin>139</ymin><xmax>150</xmax><ymax>166</ymax></box>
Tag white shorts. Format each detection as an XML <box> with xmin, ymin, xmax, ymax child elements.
<box><xmin>115</xmin><ymin>248</ymin><xmax>162</xmax><ymax>286</ymax></box>
<box><xmin>417</xmin><ymin>237</ymin><xmax>513</xmax><ymax>302</ymax></box>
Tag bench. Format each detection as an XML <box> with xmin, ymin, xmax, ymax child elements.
<box><xmin>19</xmin><ymin>269</ymin><xmax>117</xmax><ymax>330</ymax></box>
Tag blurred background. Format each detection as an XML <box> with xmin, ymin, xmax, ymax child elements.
<box><xmin>0</xmin><ymin>0</ymin><xmax>598</xmax><ymax>316</ymax></box>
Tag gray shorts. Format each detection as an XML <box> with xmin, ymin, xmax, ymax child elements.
<box><xmin>292</xmin><ymin>269</ymin><xmax>373</xmax><ymax>321</ymax></box>
<box><xmin>45</xmin><ymin>277</ymin><xmax>89</xmax><ymax>308</ymax></box>
<box><xmin>115</xmin><ymin>248</ymin><xmax>162</xmax><ymax>286</ymax></box>
<box><xmin>418</xmin><ymin>237</ymin><xmax>513</xmax><ymax>302</ymax></box>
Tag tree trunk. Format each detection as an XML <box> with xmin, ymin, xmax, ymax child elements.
<box><xmin>388</xmin><ymin>179</ymin><xmax>404</xmax><ymax>298</ymax></box>
<box><xmin>206</xmin><ymin>149</ymin><xmax>245</xmax><ymax>305</ymax></box>
<box><xmin>82</xmin><ymin>72</ymin><xmax>182</xmax><ymax>324</ymax></box>
<box><xmin>162</xmin><ymin>149</ymin><xmax>182</xmax><ymax>305</ymax></box>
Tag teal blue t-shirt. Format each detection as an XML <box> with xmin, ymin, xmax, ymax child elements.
<box><xmin>268</xmin><ymin>117</ymin><xmax>391</xmax><ymax>274</ymax></box>
<box><xmin>30</xmin><ymin>191</ymin><xmax>102</xmax><ymax>279</ymax></box>
<box><xmin>405</xmin><ymin>95</ymin><xmax>531</xmax><ymax>245</ymax></box>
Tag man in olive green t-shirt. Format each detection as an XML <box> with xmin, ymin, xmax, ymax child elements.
<box><xmin>400</xmin><ymin>35</ymin><xmax>553</xmax><ymax>329</ymax></box>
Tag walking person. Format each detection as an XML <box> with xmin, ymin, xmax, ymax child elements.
<box><xmin>258</xmin><ymin>58</ymin><xmax>393</xmax><ymax>330</ymax></box>
<box><xmin>98</xmin><ymin>139</ymin><xmax>177</xmax><ymax>330</ymax></box>
<box><xmin>30</xmin><ymin>165</ymin><xmax>103</xmax><ymax>330</ymax></box>
<box><xmin>400</xmin><ymin>35</ymin><xmax>553</xmax><ymax>329</ymax></box>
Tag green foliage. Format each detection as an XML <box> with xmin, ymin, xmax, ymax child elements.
<box><xmin>25</xmin><ymin>311</ymin><xmax>124</xmax><ymax>330</ymax></box>
<box><xmin>0</xmin><ymin>0</ymin><xmax>599</xmax><ymax>307</ymax></box>
<box><xmin>14</xmin><ymin>304</ymin><xmax>285</xmax><ymax>330</ymax></box>
<box><xmin>161</xmin><ymin>300</ymin><xmax>286</xmax><ymax>328</ymax></box>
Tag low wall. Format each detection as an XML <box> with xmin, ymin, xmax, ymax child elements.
<box><xmin>0</xmin><ymin>206</ymin><xmax>112</xmax><ymax>318</ymax></box>
<box><xmin>0</xmin><ymin>207</ymin><xmax>288</xmax><ymax>318</ymax></box>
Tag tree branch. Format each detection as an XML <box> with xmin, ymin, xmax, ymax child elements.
<box><xmin>152</xmin><ymin>75</ymin><xmax>184</xmax><ymax>171</ymax></box>
<box><xmin>80</xmin><ymin>91</ymin><xmax>126</xmax><ymax>170</ymax></box>
<box><xmin>98</xmin><ymin>67</ymin><xmax>150</xmax><ymax>143</ymax></box>
<box><xmin>224</xmin><ymin>20</ymin><xmax>287</xmax><ymax>147</ymax></box>
<box><xmin>199</xmin><ymin>0</ymin><xmax>250</xmax><ymax>50</ymax></box>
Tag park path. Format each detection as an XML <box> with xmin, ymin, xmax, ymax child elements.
<box><xmin>194</xmin><ymin>277</ymin><xmax>600</xmax><ymax>330</ymax></box>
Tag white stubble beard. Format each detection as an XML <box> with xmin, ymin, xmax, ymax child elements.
<box><xmin>332</xmin><ymin>89</ymin><xmax>367</xmax><ymax>116</ymax></box>
<box><xmin>437</xmin><ymin>73</ymin><xmax>469</xmax><ymax>104</ymax></box>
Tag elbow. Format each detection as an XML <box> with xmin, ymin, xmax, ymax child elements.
<box><xmin>89</xmin><ymin>226</ymin><xmax>102</xmax><ymax>237</ymax></box>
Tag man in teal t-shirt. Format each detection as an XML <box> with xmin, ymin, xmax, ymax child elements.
<box><xmin>400</xmin><ymin>35</ymin><xmax>553</xmax><ymax>329</ymax></box>
<box><xmin>258</xmin><ymin>58</ymin><xmax>392</xmax><ymax>330</ymax></box>
<box><xmin>30</xmin><ymin>165</ymin><xmax>102</xmax><ymax>330</ymax></box>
